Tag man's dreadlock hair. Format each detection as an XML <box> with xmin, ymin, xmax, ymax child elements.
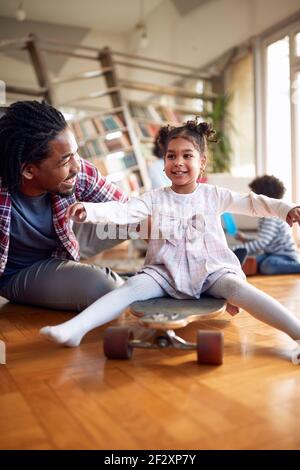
<box><xmin>0</xmin><ymin>100</ymin><xmax>67</xmax><ymax>190</ymax></box>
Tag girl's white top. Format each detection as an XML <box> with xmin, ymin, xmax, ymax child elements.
<box><xmin>83</xmin><ymin>184</ymin><xmax>294</xmax><ymax>299</ymax></box>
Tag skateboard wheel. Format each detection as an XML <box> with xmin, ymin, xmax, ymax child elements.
<box><xmin>156</xmin><ymin>335</ymin><xmax>169</xmax><ymax>348</ymax></box>
<box><xmin>291</xmin><ymin>348</ymin><xmax>300</xmax><ymax>365</ymax></box>
<box><xmin>197</xmin><ymin>330</ymin><xmax>223</xmax><ymax>365</ymax></box>
<box><xmin>103</xmin><ymin>327</ymin><xmax>133</xmax><ymax>360</ymax></box>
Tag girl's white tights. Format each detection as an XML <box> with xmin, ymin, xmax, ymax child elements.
<box><xmin>40</xmin><ymin>272</ymin><xmax>300</xmax><ymax>362</ymax></box>
<box><xmin>206</xmin><ymin>273</ymin><xmax>300</xmax><ymax>364</ymax></box>
<box><xmin>40</xmin><ymin>274</ymin><xmax>165</xmax><ymax>347</ymax></box>
<box><xmin>206</xmin><ymin>273</ymin><xmax>300</xmax><ymax>340</ymax></box>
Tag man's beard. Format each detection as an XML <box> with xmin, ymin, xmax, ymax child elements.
<box><xmin>56</xmin><ymin>186</ymin><xmax>76</xmax><ymax>197</ymax></box>
<box><xmin>56</xmin><ymin>174</ymin><xmax>77</xmax><ymax>197</ymax></box>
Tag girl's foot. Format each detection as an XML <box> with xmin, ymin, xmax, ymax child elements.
<box><xmin>39</xmin><ymin>326</ymin><xmax>83</xmax><ymax>347</ymax></box>
<box><xmin>291</xmin><ymin>340</ymin><xmax>300</xmax><ymax>365</ymax></box>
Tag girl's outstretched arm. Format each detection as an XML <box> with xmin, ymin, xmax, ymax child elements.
<box><xmin>66</xmin><ymin>194</ymin><xmax>152</xmax><ymax>226</ymax></box>
<box><xmin>215</xmin><ymin>186</ymin><xmax>298</xmax><ymax>223</ymax></box>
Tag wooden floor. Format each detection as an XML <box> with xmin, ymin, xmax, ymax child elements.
<box><xmin>1</xmin><ymin>274</ymin><xmax>300</xmax><ymax>450</ymax></box>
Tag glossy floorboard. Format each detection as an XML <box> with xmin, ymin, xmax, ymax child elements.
<box><xmin>1</xmin><ymin>274</ymin><xmax>300</xmax><ymax>449</ymax></box>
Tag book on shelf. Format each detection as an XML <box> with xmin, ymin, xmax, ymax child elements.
<box><xmin>140</xmin><ymin>143</ymin><xmax>154</xmax><ymax>160</ymax></box>
<box><xmin>92</xmin><ymin>152</ymin><xmax>138</xmax><ymax>176</ymax></box>
<box><xmin>72</xmin><ymin>111</ymin><xmax>131</xmax><ymax>158</ymax></box>
<box><xmin>105</xmin><ymin>170</ymin><xmax>143</xmax><ymax>196</ymax></box>
<box><xmin>123</xmin><ymin>153</ymin><xmax>137</xmax><ymax>168</ymax></box>
<box><xmin>105</xmin><ymin>133</ymin><xmax>131</xmax><ymax>152</ymax></box>
<box><xmin>101</xmin><ymin>114</ymin><xmax>125</xmax><ymax>131</ymax></box>
<box><xmin>71</xmin><ymin>114</ymin><xmax>126</xmax><ymax>143</ymax></box>
<box><xmin>77</xmin><ymin>133</ymin><xmax>132</xmax><ymax>160</ymax></box>
<box><xmin>128</xmin><ymin>101</ymin><xmax>192</xmax><ymax>126</ymax></box>
<box><xmin>128</xmin><ymin>171</ymin><xmax>143</xmax><ymax>192</ymax></box>
<box><xmin>71</xmin><ymin>108</ymin><xmax>148</xmax><ymax>196</ymax></box>
<box><xmin>78</xmin><ymin>138</ymin><xmax>107</xmax><ymax>159</ymax></box>
<box><xmin>135</xmin><ymin>121</ymin><xmax>161</xmax><ymax>139</ymax></box>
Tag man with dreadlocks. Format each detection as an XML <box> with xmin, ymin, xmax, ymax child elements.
<box><xmin>0</xmin><ymin>100</ymin><xmax>128</xmax><ymax>310</ymax></box>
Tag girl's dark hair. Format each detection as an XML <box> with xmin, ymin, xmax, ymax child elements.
<box><xmin>157</xmin><ymin>118</ymin><xmax>216</xmax><ymax>156</ymax></box>
<box><xmin>249</xmin><ymin>174</ymin><xmax>286</xmax><ymax>199</ymax></box>
<box><xmin>152</xmin><ymin>132</ymin><xmax>164</xmax><ymax>159</ymax></box>
<box><xmin>0</xmin><ymin>100</ymin><xmax>67</xmax><ymax>190</ymax></box>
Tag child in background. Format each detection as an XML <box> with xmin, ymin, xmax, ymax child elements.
<box><xmin>41</xmin><ymin>120</ymin><xmax>300</xmax><ymax>364</ymax></box>
<box><xmin>233</xmin><ymin>175</ymin><xmax>300</xmax><ymax>275</ymax></box>
<box><xmin>148</xmin><ymin>133</ymin><xmax>171</xmax><ymax>189</ymax></box>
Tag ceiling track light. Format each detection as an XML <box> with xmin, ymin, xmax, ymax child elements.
<box><xmin>135</xmin><ymin>0</ymin><xmax>149</xmax><ymax>49</ymax></box>
<box><xmin>16</xmin><ymin>1</ymin><xmax>26</xmax><ymax>22</ymax></box>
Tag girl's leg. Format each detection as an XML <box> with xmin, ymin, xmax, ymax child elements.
<box><xmin>40</xmin><ymin>274</ymin><xmax>165</xmax><ymax>347</ymax></box>
<box><xmin>206</xmin><ymin>273</ymin><xmax>300</xmax><ymax>341</ymax></box>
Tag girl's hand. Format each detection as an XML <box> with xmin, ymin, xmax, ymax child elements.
<box><xmin>65</xmin><ymin>202</ymin><xmax>87</xmax><ymax>223</ymax></box>
<box><xmin>286</xmin><ymin>206</ymin><xmax>300</xmax><ymax>226</ymax></box>
<box><xmin>226</xmin><ymin>303</ymin><xmax>240</xmax><ymax>316</ymax></box>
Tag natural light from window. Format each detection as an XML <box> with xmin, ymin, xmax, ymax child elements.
<box><xmin>295</xmin><ymin>32</ymin><xmax>300</xmax><ymax>57</ymax></box>
<box><xmin>266</xmin><ymin>36</ymin><xmax>291</xmax><ymax>200</ymax></box>
<box><xmin>296</xmin><ymin>72</ymin><xmax>300</xmax><ymax>188</ymax></box>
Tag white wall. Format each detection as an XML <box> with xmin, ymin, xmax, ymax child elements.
<box><xmin>0</xmin><ymin>18</ymin><xmax>127</xmax><ymax>106</ymax></box>
<box><xmin>225</xmin><ymin>53</ymin><xmax>255</xmax><ymax>177</ymax></box>
<box><xmin>127</xmin><ymin>0</ymin><xmax>300</xmax><ymax>69</ymax></box>
<box><xmin>1</xmin><ymin>0</ymin><xmax>300</xmax><ymax>108</ymax></box>
<box><xmin>55</xmin><ymin>30</ymin><xmax>126</xmax><ymax>107</ymax></box>
<box><xmin>207</xmin><ymin>174</ymin><xmax>258</xmax><ymax>231</ymax></box>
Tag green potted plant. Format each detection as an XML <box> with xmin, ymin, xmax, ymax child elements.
<box><xmin>203</xmin><ymin>94</ymin><xmax>233</xmax><ymax>174</ymax></box>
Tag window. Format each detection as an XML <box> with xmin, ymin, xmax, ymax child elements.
<box><xmin>258</xmin><ymin>20</ymin><xmax>300</xmax><ymax>205</ymax></box>
<box><xmin>266</xmin><ymin>36</ymin><xmax>292</xmax><ymax>199</ymax></box>
<box><xmin>295</xmin><ymin>32</ymin><xmax>300</xmax><ymax>57</ymax></box>
<box><xmin>295</xmin><ymin>72</ymin><xmax>300</xmax><ymax>189</ymax></box>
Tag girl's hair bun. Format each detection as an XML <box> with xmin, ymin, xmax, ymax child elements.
<box><xmin>185</xmin><ymin>119</ymin><xmax>216</xmax><ymax>141</ymax></box>
<box><xmin>155</xmin><ymin>118</ymin><xmax>217</xmax><ymax>155</ymax></box>
<box><xmin>198</xmin><ymin>121</ymin><xmax>211</xmax><ymax>135</ymax></box>
<box><xmin>197</xmin><ymin>121</ymin><xmax>216</xmax><ymax>141</ymax></box>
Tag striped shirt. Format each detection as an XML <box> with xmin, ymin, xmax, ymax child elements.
<box><xmin>234</xmin><ymin>217</ymin><xmax>300</xmax><ymax>260</ymax></box>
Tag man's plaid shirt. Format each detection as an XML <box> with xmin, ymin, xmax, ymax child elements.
<box><xmin>0</xmin><ymin>158</ymin><xmax>128</xmax><ymax>276</ymax></box>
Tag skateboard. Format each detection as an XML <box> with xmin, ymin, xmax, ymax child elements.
<box><xmin>103</xmin><ymin>296</ymin><xmax>226</xmax><ymax>365</ymax></box>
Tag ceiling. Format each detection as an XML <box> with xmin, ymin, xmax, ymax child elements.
<box><xmin>170</xmin><ymin>0</ymin><xmax>214</xmax><ymax>16</ymax></box>
<box><xmin>0</xmin><ymin>0</ymin><xmax>164</xmax><ymax>34</ymax></box>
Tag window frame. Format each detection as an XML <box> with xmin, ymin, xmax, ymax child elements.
<box><xmin>254</xmin><ymin>16</ymin><xmax>300</xmax><ymax>201</ymax></box>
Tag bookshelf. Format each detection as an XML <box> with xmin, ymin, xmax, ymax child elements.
<box><xmin>127</xmin><ymin>100</ymin><xmax>207</xmax><ymax>166</ymax></box>
<box><xmin>1</xmin><ymin>37</ymin><xmax>218</xmax><ymax>195</ymax></box>
<box><xmin>70</xmin><ymin>108</ymin><xmax>143</xmax><ymax>195</ymax></box>
<box><xmin>1</xmin><ymin>36</ymin><xmax>221</xmax><ymax>265</ymax></box>
<box><xmin>66</xmin><ymin>48</ymin><xmax>216</xmax><ymax>194</ymax></box>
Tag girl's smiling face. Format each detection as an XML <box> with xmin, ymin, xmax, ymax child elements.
<box><xmin>164</xmin><ymin>137</ymin><xmax>206</xmax><ymax>194</ymax></box>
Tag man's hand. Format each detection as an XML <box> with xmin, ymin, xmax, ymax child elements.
<box><xmin>65</xmin><ymin>202</ymin><xmax>87</xmax><ymax>223</ymax></box>
<box><xmin>286</xmin><ymin>206</ymin><xmax>300</xmax><ymax>227</ymax></box>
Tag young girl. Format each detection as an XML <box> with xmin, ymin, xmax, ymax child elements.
<box><xmin>41</xmin><ymin>120</ymin><xmax>300</xmax><ymax>364</ymax></box>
